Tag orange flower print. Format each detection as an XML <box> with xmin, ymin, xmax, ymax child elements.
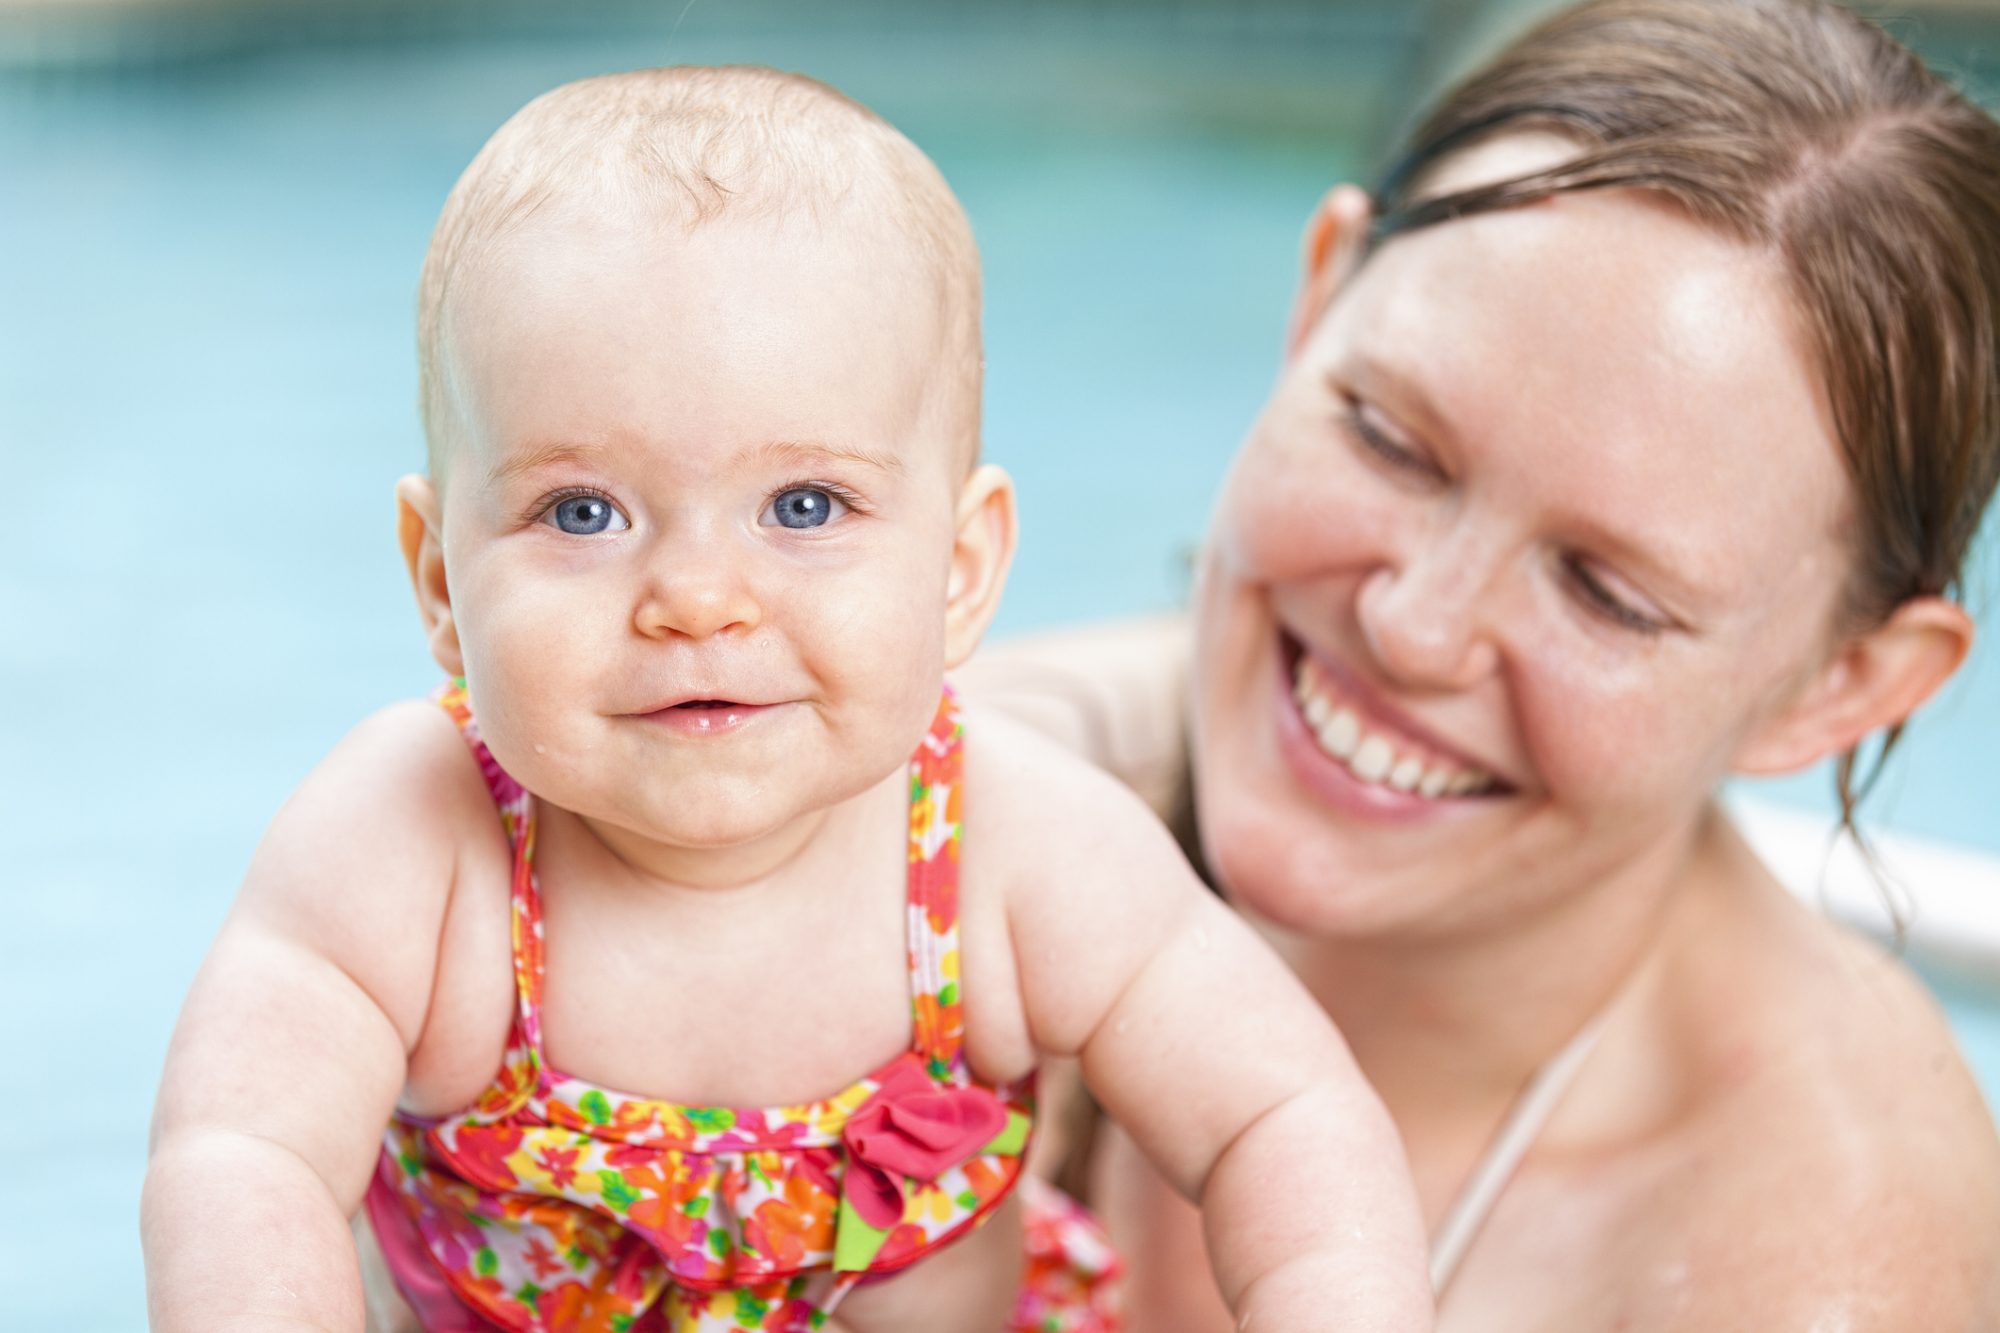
<box><xmin>369</xmin><ymin>686</ymin><xmax>1059</xmax><ymax>1330</ymax></box>
<box><xmin>741</xmin><ymin>1159</ymin><xmax>839</xmax><ymax>1273</ymax></box>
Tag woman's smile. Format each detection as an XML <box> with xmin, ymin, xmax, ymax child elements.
<box><xmin>1272</xmin><ymin>629</ymin><xmax>1512</xmax><ymax>825</ymax></box>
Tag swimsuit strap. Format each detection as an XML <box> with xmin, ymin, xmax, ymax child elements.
<box><xmin>1427</xmin><ymin>1003</ymin><xmax>1613</xmax><ymax>1295</ymax></box>
<box><xmin>434</xmin><ymin>680</ymin><xmax>548</xmax><ymax>1100</ymax></box>
<box><xmin>436</xmin><ymin>680</ymin><xmax>969</xmax><ymax>1097</ymax></box>
<box><xmin>906</xmin><ymin>686</ymin><xmax>968</xmax><ymax>1080</ymax></box>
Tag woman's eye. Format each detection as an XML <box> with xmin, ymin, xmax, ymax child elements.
<box><xmin>762</xmin><ymin>486</ymin><xmax>849</xmax><ymax>530</ymax></box>
<box><xmin>1566</xmin><ymin>558</ymin><xmax>1666</xmax><ymax>635</ymax></box>
<box><xmin>545</xmin><ymin>494</ymin><xmax>628</xmax><ymax>535</ymax></box>
<box><xmin>1343</xmin><ymin>401</ymin><xmax>1439</xmax><ymax>479</ymax></box>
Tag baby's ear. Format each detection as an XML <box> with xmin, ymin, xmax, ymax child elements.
<box><xmin>943</xmin><ymin>464</ymin><xmax>1018</xmax><ymax>669</ymax></box>
<box><xmin>1733</xmin><ymin>596</ymin><xmax>1971</xmax><ymax>775</ymax></box>
<box><xmin>396</xmin><ymin>474</ymin><xmax>465</xmax><ymax>677</ymax></box>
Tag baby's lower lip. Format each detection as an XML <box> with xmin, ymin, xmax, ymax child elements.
<box><xmin>634</xmin><ymin>701</ymin><xmax>776</xmax><ymax>734</ymax></box>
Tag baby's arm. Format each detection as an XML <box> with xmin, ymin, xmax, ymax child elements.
<box><xmin>974</xmin><ymin>713</ymin><xmax>1432</xmax><ymax>1331</ymax></box>
<box><xmin>142</xmin><ymin>703</ymin><xmax>471</xmax><ymax>1332</ymax></box>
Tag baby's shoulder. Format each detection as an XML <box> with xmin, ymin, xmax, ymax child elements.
<box><xmin>248</xmin><ymin>698</ymin><xmax>501</xmax><ymax>934</ymax></box>
<box><xmin>278</xmin><ymin>697</ymin><xmax>491</xmax><ymax>838</ymax></box>
<box><xmin>957</xmin><ymin>701</ymin><xmax>1182</xmax><ymax>853</ymax></box>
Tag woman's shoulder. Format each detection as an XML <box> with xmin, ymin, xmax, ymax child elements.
<box><xmin>1634</xmin><ymin>838</ymin><xmax>2000</xmax><ymax>1327</ymax></box>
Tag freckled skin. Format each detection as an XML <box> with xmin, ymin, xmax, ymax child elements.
<box><xmin>1196</xmin><ymin>150</ymin><xmax>1852</xmax><ymax>941</ymax></box>
<box><xmin>1063</xmin><ymin>133</ymin><xmax>2000</xmax><ymax>1332</ymax></box>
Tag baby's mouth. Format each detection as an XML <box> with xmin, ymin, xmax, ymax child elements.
<box><xmin>1284</xmin><ymin>640</ymin><xmax>1508</xmax><ymax>801</ymax></box>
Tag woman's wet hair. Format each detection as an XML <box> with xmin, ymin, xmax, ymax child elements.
<box><xmin>1371</xmin><ymin>0</ymin><xmax>2000</xmax><ymax>856</ymax></box>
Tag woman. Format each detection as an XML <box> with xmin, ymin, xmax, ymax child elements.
<box><xmin>973</xmin><ymin>0</ymin><xmax>2000</xmax><ymax>1325</ymax></box>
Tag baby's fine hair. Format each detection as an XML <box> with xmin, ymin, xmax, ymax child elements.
<box><xmin>416</xmin><ymin>65</ymin><xmax>981</xmax><ymax>477</ymax></box>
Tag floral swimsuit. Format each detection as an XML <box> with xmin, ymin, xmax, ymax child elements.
<box><xmin>365</xmin><ymin>683</ymin><xmax>1121</xmax><ymax>1332</ymax></box>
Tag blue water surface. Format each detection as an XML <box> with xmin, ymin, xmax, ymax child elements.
<box><xmin>3</xmin><ymin>17</ymin><xmax>1995</xmax><ymax>1326</ymax></box>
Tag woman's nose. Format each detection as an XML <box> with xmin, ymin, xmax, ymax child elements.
<box><xmin>1354</xmin><ymin>525</ymin><xmax>1505</xmax><ymax>692</ymax></box>
<box><xmin>632</xmin><ymin>533</ymin><xmax>762</xmax><ymax>641</ymax></box>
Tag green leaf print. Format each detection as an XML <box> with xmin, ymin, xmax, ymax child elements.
<box><xmin>475</xmin><ymin>1247</ymin><xmax>498</xmax><ymax>1278</ymax></box>
<box><xmin>578</xmin><ymin>1089</ymin><xmax>613</xmax><ymax>1125</ymax></box>
<box><xmin>832</xmin><ymin>1194</ymin><xmax>893</xmax><ymax>1273</ymax></box>
<box><xmin>595</xmin><ymin>1170</ymin><xmax>642</xmax><ymax>1212</ymax></box>
<box><xmin>686</xmin><ymin>1106</ymin><xmax>737</xmax><ymax>1133</ymax></box>
<box><xmin>611</xmin><ymin>1318</ymin><xmax>637</xmax><ymax>1333</ymax></box>
<box><xmin>686</xmin><ymin>1195</ymin><xmax>710</xmax><ymax>1218</ymax></box>
<box><xmin>513</xmin><ymin>1282</ymin><xmax>543</xmax><ymax>1306</ymax></box>
<box><xmin>937</xmin><ymin>981</ymin><xmax>959</xmax><ymax>1008</ymax></box>
<box><xmin>734</xmin><ymin>1291</ymin><xmax>770</xmax><ymax>1325</ymax></box>
<box><xmin>708</xmin><ymin>1229</ymin><xmax>732</xmax><ymax>1259</ymax></box>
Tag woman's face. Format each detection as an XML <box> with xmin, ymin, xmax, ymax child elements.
<box><xmin>1192</xmin><ymin>138</ymin><xmax>1857</xmax><ymax>939</ymax></box>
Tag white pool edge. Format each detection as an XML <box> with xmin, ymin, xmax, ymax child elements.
<box><xmin>1730</xmin><ymin>797</ymin><xmax>2000</xmax><ymax>988</ymax></box>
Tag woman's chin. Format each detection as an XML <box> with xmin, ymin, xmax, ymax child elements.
<box><xmin>1197</xmin><ymin>794</ymin><xmax>1451</xmax><ymax>940</ymax></box>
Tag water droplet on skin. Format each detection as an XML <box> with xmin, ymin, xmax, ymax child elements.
<box><xmin>533</xmin><ymin>744</ymin><xmax>546</xmax><ymax>755</ymax></box>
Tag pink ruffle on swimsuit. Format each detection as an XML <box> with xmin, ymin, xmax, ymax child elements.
<box><xmin>365</xmin><ymin>683</ymin><xmax>1122</xmax><ymax>1332</ymax></box>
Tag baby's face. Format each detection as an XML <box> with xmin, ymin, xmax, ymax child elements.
<box><xmin>421</xmin><ymin>208</ymin><xmax>973</xmax><ymax>852</ymax></box>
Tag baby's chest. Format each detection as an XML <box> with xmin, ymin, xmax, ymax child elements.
<box><xmin>536</xmin><ymin>890</ymin><xmax>919</xmax><ymax>1108</ymax></box>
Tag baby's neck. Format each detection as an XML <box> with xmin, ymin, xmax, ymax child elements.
<box><xmin>560</xmin><ymin>766</ymin><xmax>902</xmax><ymax>898</ymax></box>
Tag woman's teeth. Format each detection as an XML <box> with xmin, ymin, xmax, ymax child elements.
<box><xmin>1293</xmin><ymin>658</ymin><xmax>1493</xmax><ymax>799</ymax></box>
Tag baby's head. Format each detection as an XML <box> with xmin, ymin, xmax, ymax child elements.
<box><xmin>417</xmin><ymin>65</ymin><xmax>982</xmax><ymax>484</ymax></box>
<box><xmin>397</xmin><ymin>68</ymin><xmax>1015</xmax><ymax>855</ymax></box>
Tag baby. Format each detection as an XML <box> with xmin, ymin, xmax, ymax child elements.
<box><xmin>142</xmin><ymin>68</ymin><xmax>1430</xmax><ymax>1333</ymax></box>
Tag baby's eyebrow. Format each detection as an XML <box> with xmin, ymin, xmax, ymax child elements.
<box><xmin>755</xmin><ymin>439</ymin><xmax>906</xmax><ymax>476</ymax></box>
<box><xmin>488</xmin><ymin>441</ymin><xmax>611</xmax><ymax>486</ymax></box>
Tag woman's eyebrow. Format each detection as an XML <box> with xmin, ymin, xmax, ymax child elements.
<box><xmin>1329</xmin><ymin>358</ymin><xmax>1456</xmax><ymax>443</ymax></box>
<box><xmin>1568</xmin><ymin>513</ymin><xmax>1720</xmax><ymax>615</ymax></box>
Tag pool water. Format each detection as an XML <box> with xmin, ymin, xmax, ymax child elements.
<box><xmin>3</xmin><ymin>14</ymin><xmax>1996</xmax><ymax>1325</ymax></box>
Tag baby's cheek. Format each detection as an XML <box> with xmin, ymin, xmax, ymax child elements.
<box><xmin>808</xmin><ymin>552</ymin><xmax>949</xmax><ymax>708</ymax></box>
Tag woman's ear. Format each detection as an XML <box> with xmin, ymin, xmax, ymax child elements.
<box><xmin>1286</xmin><ymin>184</ymin><xmax>1374</xmax><ymax>356</ymax></box>
<box><xmin>1733</xmin><ymin>596</ymin><xmax>1972</xmax><ymax>775</ymax></box>
<box><xmin>396</xmin><ymin>474</ymin><xmax>465</xmax><ymax>678</ymax></box>
<box><xmin>943</xmin><ymin>464</ymin><xmax>1018</xmax><ymax>669</ymax></box>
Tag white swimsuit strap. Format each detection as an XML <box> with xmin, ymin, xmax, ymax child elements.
<box><xmin>1428</xmin><ymin>1006</ymin><xmax>1614</xmax><ymax>1295</ymax></box>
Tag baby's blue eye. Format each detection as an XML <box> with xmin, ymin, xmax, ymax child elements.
<box><xmin>764</xmin><ymin>487</ymin><xmax>847</xmax><ymax>530</ymax></box>
<box><xmin>547</xmin><ymin>495</ymin><xmax>627</xmax><ymax>535</ymax></box>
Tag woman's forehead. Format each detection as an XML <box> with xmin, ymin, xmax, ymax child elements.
<box><xmin>1326</xmin><ymin>182</ymin><xmax>1850</xmax><ymax>609</ymax></box>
